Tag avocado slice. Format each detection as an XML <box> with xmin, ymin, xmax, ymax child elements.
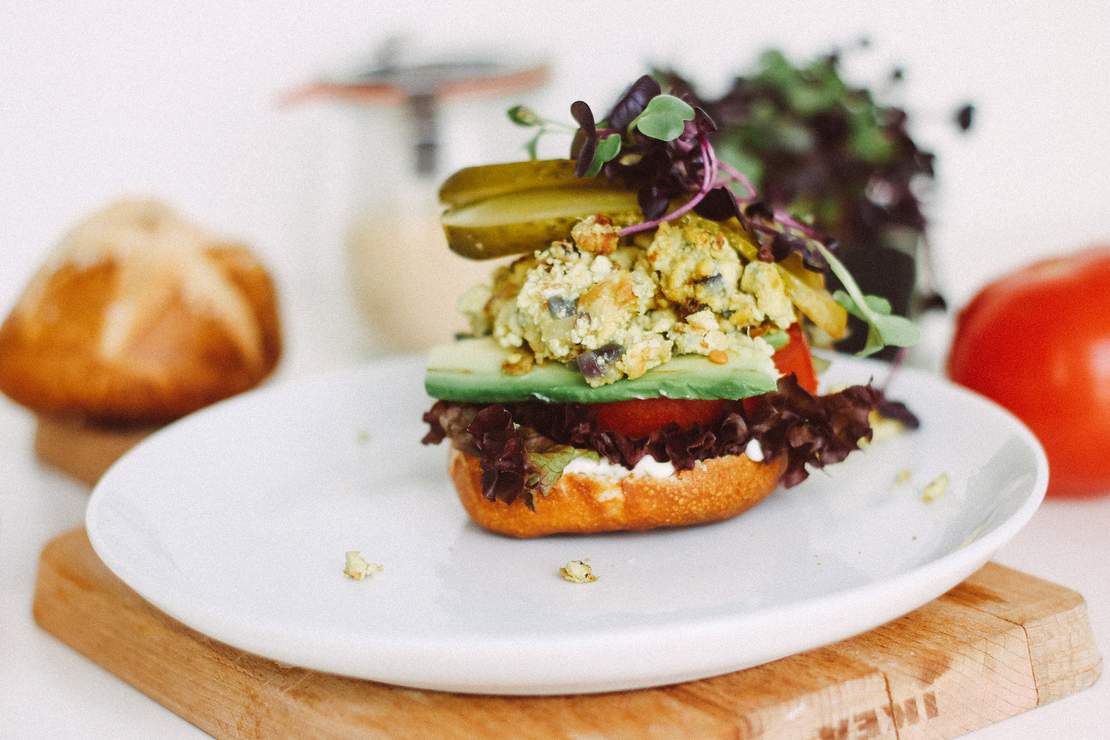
<box><xmin>425</xmin><ymin>338</ymin><xmax>778</xmax><ymax>404</ymax></box>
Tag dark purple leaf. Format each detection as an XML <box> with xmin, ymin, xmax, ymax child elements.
<box><xmin>570</xmin><ymin>100</ymin><xmax>596</xmax><ymax>135</ymax></box>
<box><xmin>770</xmin><ymin>232</ymin><xmax>806</xmax><ymax>261</ymax></box>
<box><xmin>605</xmin><ymin>75</ymin><xmax>661</xmax><ymax>130</ymax></box>
<box><xmin>570</xmin><ymin>100</ymin><xmax>598</xmax><ymax>177</ymax></box>
<box><xmin>420</xmin><ymin>376</ymin><xmax>889</xmax><ymax>504</ymax></box>
<box><xmin>575</xmin><ymin>140</ymin><xmax>597</xmax><ymax>178</ymax></box>
<box><xmin>693</xmin><ymin>186</ymin><xmax>743</xmax><ymax>222</ymax></box>
<box><xmin>875</xmin><ymin>394</ymin><xmax>921</xmax><ymax>429</ymax></box>
<box><xmin>812</xmin><ymin>110</ymin><xmax>850</xmax><ymax>147</ymax></box>
<box><xmin>692</xmin><ymin>106</ymin><xmax>717</xmax><ymax>135</ymax></box>
<box><xmin>768</xmin><ymin>232</ymin><xmax>828</xmax><ymax>271</ymax></box>
<box><xmin>637</xmin><ymin>186</ymin><xmax>669</xmax><ymax>220</ymax></box>
<box><xmin>743</xmin><ymin>200</ymin><xmax>774</xmax><ymax>221</ymax></box>
<box><xmin>655</xmin><ymin>49</ymin><xmax>960</xmax><ymax>326</ymax></box>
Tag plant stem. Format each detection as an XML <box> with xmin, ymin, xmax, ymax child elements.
<box><xmin>717</xmin><ymin>160</ymin><xmax>757</xmax><ymax>199</ymax></box>
<box><xmin>619</xmin><ymin>136</ymin><xmax>717</xmax><ymax>237</ymax></box>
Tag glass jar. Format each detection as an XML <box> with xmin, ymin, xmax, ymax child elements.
<box><xmin>290</xmin><ymin>50</ymin><xmax>548</xmax><ymax>355</ymax></box>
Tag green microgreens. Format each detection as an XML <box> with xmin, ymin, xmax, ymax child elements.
<box><xmin>505</xmin><ymin>78</ymin><xmax>919</xmax><ymax>359</ymax></box>
<box><xmin>628</xmin><ymin>94</ymin><xmax>695</xmax><ymax>141</ymax></box>
<box><xmin>814</xmin><ymin>241</ymin><xmax>920</xmax><ymax>356</ymax></box>
<box><xmin>507</xmin><ymin>105</ymin><xmax>577</xmax><ymax>160</ymax></box>
<box><xmin>584</xmin><ymin>133</ymin><xmax>622</xmax><ymax>177</ymax></box>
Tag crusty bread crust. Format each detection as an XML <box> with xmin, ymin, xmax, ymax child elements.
<box><xmin>450</xmin><ymin>449</ymin><xmax>786</xmax><ymax>538</ymax></box>
<box><xmin>0</xmin><ymin>245</ymin><xmax>281</xmax><ymax>425</ymax></box>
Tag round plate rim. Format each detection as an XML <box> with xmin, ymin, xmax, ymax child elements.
<box><xmin>85</xmin><ymin>356</ymin><xmax>1048</xmax><ymax>694</ymax></box>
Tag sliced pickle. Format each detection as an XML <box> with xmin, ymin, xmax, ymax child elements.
<box><xmin>442</xmin><ymin>187</ymin><xmax>641</xmax><ymax>259</ymax></box>
<box><xmin>439</xmin><ymin>160</ymin><xmax>613</xmax><ymax>208</ymax></box>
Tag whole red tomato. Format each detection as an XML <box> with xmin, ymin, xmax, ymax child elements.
<box><xmin>948</xmin><ymin>246</ymin><xmax>1110</xmax><ymax>497</ymax></box>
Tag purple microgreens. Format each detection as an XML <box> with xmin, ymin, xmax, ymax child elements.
<box><xmin>605</xmin><ymin>75</ymin><xmax>661</xmax><ymax>131</ymax></box>
<box><xmin>716</xmin><ymin>160</ymin><xmax>756</xmax><ymax>199</ymax></box>
<box><xmin>619</xmin><ymin>135</ymin><xmax>716</xmax><ymax>236</ymax></box>
<box><xmin>508</xmin><ymin>79</ymin><xmax>860</xmax><ymax>276</ymax></box>
<box><xmin>570</xmin><ymin>101</ymin><xmax>598</xmax><ymax>177</ymax></box>
<box><xmin>637</xmin><ymin>186</ymin><xmax>669</xmax><ymax>220</ymax></box>
<box><xmin>743</xmin><ymin>200</ymin><xmax>774</xmax><ymax>221</ymax></box>
<box><xmin>770</xmin><ymin>208</ymin><xmax>819</xmax><ymax>238</ymax></box>
<box><xmin>693</xmin><ymin>186</ymin><xmax>744</xmax><ymax>222</ymax></box>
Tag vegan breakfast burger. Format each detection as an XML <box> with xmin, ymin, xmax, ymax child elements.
<box><xmin>422</xmin><ymin>77</ymin><xmax>919</xmax><ymax>538</ymax></box>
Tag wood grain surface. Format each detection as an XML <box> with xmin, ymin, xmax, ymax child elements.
<box><xmin>34</xmin><ymin>416</ymin><xmax>154</xmax><ymax>485</ymax></box>
<box><xmin>33</xmin><ymin>528</ymin><xmax>1101</xmax><ymax>739</ymax></box>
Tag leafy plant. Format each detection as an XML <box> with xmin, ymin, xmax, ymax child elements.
<box><xmin>816</xmin><ymin>242</ymin><xmax>920</xmax><ymax>356</ymax></box>
<box><xmin>654</xmin><ymin>43</ymin><xmax>974</xmax><ymax>328</ymax></box>
<box><xmin>508</xmin><ymin>72</ymin><xmax>920</xmax><ymax>357</ymax></box>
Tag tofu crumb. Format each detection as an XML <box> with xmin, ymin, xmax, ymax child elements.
<box><xmin>860</xmin><ymin>410</ymin><xmax>907</xmax><ymax>448</ymax></box>
<box><xmin>344</xmin><ymin>551</ymin><xmax>383</xmax><ymax>580</ymax></box>
<box><xmin>501</xmin><ymin>350</ymin><xmax>535</xmax><ymax>376</ymax></box>
<box><xmin>355</xmin><ymin>429</ymin><xmax>370</xmax><ymax>445</ymax></box>
<box><xmin>559</xmin><ymin>559</ymin><xmax>597</xmax><ymax>583</ymax></box>
<box><xmin>921</xmin><ymin>473</ymin><xmax>950</xmax><ymax>503</ymax></box>
<box><xmin>894</xmin><ymin>469</ymin><xmax>912</xmax><ymax>485</ymax></box>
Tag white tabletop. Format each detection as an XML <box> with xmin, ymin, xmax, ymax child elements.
<box><xmin>0</xmin><ymin>393</ymin><xmax>1106</xmax><ymax>738</ymax></box>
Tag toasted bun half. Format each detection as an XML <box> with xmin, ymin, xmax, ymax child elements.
<box><xmin>449</xmin><ymin>448</ymin><xmax>787</xmax><ymax>538</ymax></box>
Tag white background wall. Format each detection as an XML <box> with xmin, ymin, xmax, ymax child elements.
<box><xmin>2</xmin><ymin>1</ymin><xmax>1108</xmax><ymax>366</ymax></box>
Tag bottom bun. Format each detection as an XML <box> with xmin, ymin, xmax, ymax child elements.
<box><xmin>449</xmin><ymin>449</ymin><xmax>787</xmax><ymax>538</ymax></box>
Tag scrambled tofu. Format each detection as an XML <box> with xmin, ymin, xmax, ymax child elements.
<box><xmin>462</xmin><ymin>214</ymin><xmax>797</xmax><ymax>386</ymax></box>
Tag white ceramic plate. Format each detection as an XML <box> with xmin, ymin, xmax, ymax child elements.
<box><xmin>87</xmin><ymin>355</ymin><xmax>1047</xmax><ymax>695</ymax></box>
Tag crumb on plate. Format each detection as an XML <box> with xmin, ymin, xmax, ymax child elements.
<box><xmin>921</xmin><ymin>472</ymin><xmax>950</xmax><ymax>503</ymax></box>
<box><xmin>344</xmin><ymin>550</ymin><xmax>383</xmax><ymax>580</ymax></box>
<box><xmin>860</xmin><ymin>410</ymin><xmax>908</xmax><ymax>448</ymax></box>
<box><xmin>894</xmin><ymin>468</ymin><xmax>913</xmax><ymax>485</ymax></box>
<box><xmin>559</xmin><ymin>559</ymin><xmax>597</xmax><ymax>583</ymax></box>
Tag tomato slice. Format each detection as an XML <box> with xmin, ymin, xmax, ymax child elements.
<box><xmin>593</xmin><ymin>324</ymin><xmax>817</xmax><ymax>437</ymax></box>
<box><xmin>774</xmin><ymin>323</ymin><xmax>818</xmax><ymax>394</ymax></box>
<box><xmin>594</xmin><ymin>398</ymin><xmax>726</xmax><ymax>438</ymax></box>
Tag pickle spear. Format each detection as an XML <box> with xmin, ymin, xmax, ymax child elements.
<box><xmin>439</xmin><ymin>159</ymin><xmax>611</xmax><ymax>208</ymax></box>
<box><xmin>442</xmin><ymin>187</ymin><xmax>640</xmax><ymax>259</ymax></box>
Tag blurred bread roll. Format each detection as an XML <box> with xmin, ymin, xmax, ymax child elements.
<box><xmin>0</xmin><ymin>199</ymin><xmax>281</xmax><ymax>425</ymax></box>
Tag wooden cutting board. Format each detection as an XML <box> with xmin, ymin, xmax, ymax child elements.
<box><xmin>33</xmin><ymin>528</ymin><xmax>1101</xmax><ymax>739</ymax></box>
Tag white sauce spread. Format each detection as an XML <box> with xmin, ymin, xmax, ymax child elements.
<box><xmin>745</xmin><ymin>438</ymin><xmax>765</xmax><ymax>462</ymax></box>
<box><xmin>562</xmin><ymin>454</ymin><xmax>677</xmax><ymax>480</ymax></box>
